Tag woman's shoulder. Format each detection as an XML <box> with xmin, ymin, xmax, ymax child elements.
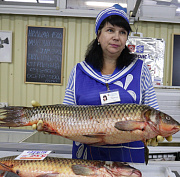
<box><xmin>133</xmin><ymin>58</ymin><xmax>148</xmax><ymax>70</ymax></box>
<box><xmin>129</xmin><ymin>58</ymin><xmax>144</xmax><ymax>69</ymax></box>
<box><xmin>76</xmin><ymin>61</ymin><xmax>94</xmax><ymax>71</ymax></box>
<box><xmin>72</xmin><ymin>61</ymin><xmax>86</xmax><ymax>71</ymax></box>
<box><xmin>77</xmin><ymin>61</ymin><xmax>88</xmax><ymax>66</ymax></box>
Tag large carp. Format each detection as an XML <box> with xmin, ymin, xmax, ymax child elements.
<box><xmin>0</xmin><ymin>156</ymin><xmax>142</xmax><ymax>177</ymax></box>
<box><xmin>0</xmin><ymin>104</ymin><xmax>179</xmax><ymax>145</ymax></box>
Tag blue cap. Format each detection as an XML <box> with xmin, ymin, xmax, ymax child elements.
<box><xmin>95</xmin><ymin>4</ymin><xmax>129</xmax><ymax>35</ymax></box>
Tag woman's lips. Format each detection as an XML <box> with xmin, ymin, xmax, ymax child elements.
<box><xmin>111</xmin><ymin>44</ymin><xmax>119</xmax><ymax>47</ymax></box>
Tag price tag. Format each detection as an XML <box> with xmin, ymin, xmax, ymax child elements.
<box><xmin>15</xmin><ymin>150</ymin><xmax>51</xmax><ymax>160</ymax></box>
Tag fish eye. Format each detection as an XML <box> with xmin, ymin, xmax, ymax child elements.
<box><xmin>165</xmin><ymin>116</ymin><xmax>171</xmax><ymax>121</ymax></box>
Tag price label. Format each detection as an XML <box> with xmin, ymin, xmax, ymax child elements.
<box><xmin>15</xmin><ymin>150</ymin><xmax>51</xmax><ymax>160</ymax></box>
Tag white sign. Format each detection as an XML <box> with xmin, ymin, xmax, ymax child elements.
<box><xmin>0</xmin><ymin>31</ymin><xmax>12</xmax><ymax>62</ymax></box>
<box><xmin>15</xmin><ymin>150</ymin><xmax>51</xmax><ymax>160</ymax></box>
<box><xmin>126</xmin><ymin>37</ymin><xmax>165</xmax><ymax>86</ymax></box>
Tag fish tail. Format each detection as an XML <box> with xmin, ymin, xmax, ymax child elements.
<box><xmin>0</xmin><ymin>106</ymin><xmax>32</xmax><ymax>127</ymax></box>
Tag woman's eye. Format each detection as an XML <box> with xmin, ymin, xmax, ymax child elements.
<box><xmin>120</xmin><ymin>31</ymin><xmax>126</xmax><ymax>35</ymax></box>
<box><xmin>107</xmin><ymin>29</ymin><xmax>113</xmax><ymax>32</ymax></box>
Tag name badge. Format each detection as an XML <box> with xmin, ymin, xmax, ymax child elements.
<box><xmin>100</xmin><ymin>90</ymin><xmax>120</xmax><ymax>105</ymax></box>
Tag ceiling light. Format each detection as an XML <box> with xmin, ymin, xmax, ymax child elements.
<box><xmin>39</xmin><ymin>0</ymin><xmax>54</xmax><ymax>3</ymax></box>
<box><xmin>155</xmin><ymin>0</ymin><xmax>172</xmax><ymax>2</ymax></box>
<box><xmin>85</xmin><ymin>1</ymin><xmax>127</xmax><ymax>8</ymax></box>
<box><xmin>176</xmin><ymin>7</ymin><xmax>180</xmax><ymax>12</ymax></box>
<box><xmin>4</xmin><ymin>0</ymin><xmax>37</xmax><ymax>2</ymax></box>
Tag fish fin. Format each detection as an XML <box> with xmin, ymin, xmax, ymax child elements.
<box><xmin>83</xmin><ymin>132</ymin><xmax>106</xmax><ymax>138</ymax></box>
<box><xmin>72</xmin><ymin>165</ymin><xmax>96</xmax><ymax>176</ymax></box>
<box><xmin>36</xmin><ymin>173</ymin><xmax>59</xmax><ymax>177</ymax></box>
<box><xmin>143</xmin><ymin>141</ymin><xmax>149</xmax><ymax>165</ymax></box>
<box><xmin>114</xmin><ymin>121</ymin><xmax>146</xmax><ymax>131</ymax></box>
<box><xmin>0</xmin><ymin>162</ymin><xmax>12</xmax><ymax>172</ymax></box>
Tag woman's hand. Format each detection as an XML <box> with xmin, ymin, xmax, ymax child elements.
<box><xmin>31</xmin><ymin>100</ymin><xmax>45</xmax><ymax>132</ymax></box>
<box><xmin>31</xmin><ymin>100</ymin><xmax>41</xmax><ymax>107</ymax></box>
<box><xmin>146</xmin><ymin>135</ymin><xmax>173</xmax><ymax>146</ymax></box>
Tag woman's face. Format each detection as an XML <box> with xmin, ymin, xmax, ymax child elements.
<box><xmin>98</xmin><ymin>22</ymin><xmax>128</xmax><ymax>58</ymax></box>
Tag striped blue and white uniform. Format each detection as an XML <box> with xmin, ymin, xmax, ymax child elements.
<box><xmin>63</xmin><ymin>59</ymin><xmax>159</xmax><ymax>163</ymax></box>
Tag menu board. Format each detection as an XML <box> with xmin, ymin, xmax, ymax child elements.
<box><xmin>25</xmin><ymin>26</ymin><xmax>65</xmax><ymax>85</ymax></box>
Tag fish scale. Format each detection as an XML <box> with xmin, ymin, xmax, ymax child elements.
<box><xmin>0</xmin><ymin>103</ymin><xmax>179</xmax><ymax>146</ymax></box>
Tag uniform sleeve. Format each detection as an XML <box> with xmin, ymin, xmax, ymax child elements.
<box><xmin>63</xmin><ymin>66</ymin><xmax>76</xmax><ymax>105</ymax></box>
<box><xmin>141</xmin><ymin>63</ymin><xmax>159</xmax><ymax>110</ymax></box>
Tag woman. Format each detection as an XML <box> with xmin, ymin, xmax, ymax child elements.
<box><xmin>63</xmin><ymin>4</ymin><xmax>159</xmax><ymax>163</ymax></box>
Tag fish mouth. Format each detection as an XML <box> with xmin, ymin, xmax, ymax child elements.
<box><xmin>160</xmin><ymin>126</ymin><xmax>180</xmax><ymax>137</ymax></box>
<box><xmin>171</xmin><ymin>126</ymin><xmax>180</xmax><ymax>134</ymax></box>
<box><xmin>175</xmin><ymin>125</ymin><xmax>180</xmax><ymax>130</ymax></box>
<box><xmin>131</xmin><ymin>169</ymin><xmax>142</xmax><ymax>177</ymax></box>
<box><xmin>170</xmin><ymin>125</ymin><xmax>180</xmax><ymax>132</ymax></box>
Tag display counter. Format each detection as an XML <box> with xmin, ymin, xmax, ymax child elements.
<box><xmin>0</xmin><ymin>141</ymin><xmax>179</xmax><ymax>177</ymax></box>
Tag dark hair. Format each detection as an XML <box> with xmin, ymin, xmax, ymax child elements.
<box><xmin>85</xmin><ymin>15</ymin><xmax>136</xmax><ymax>71</ymax></box>
<box><xmin>99</xmin><ymin>15</ymin><xmax>132</xmax><ymax>35</ymax></box>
